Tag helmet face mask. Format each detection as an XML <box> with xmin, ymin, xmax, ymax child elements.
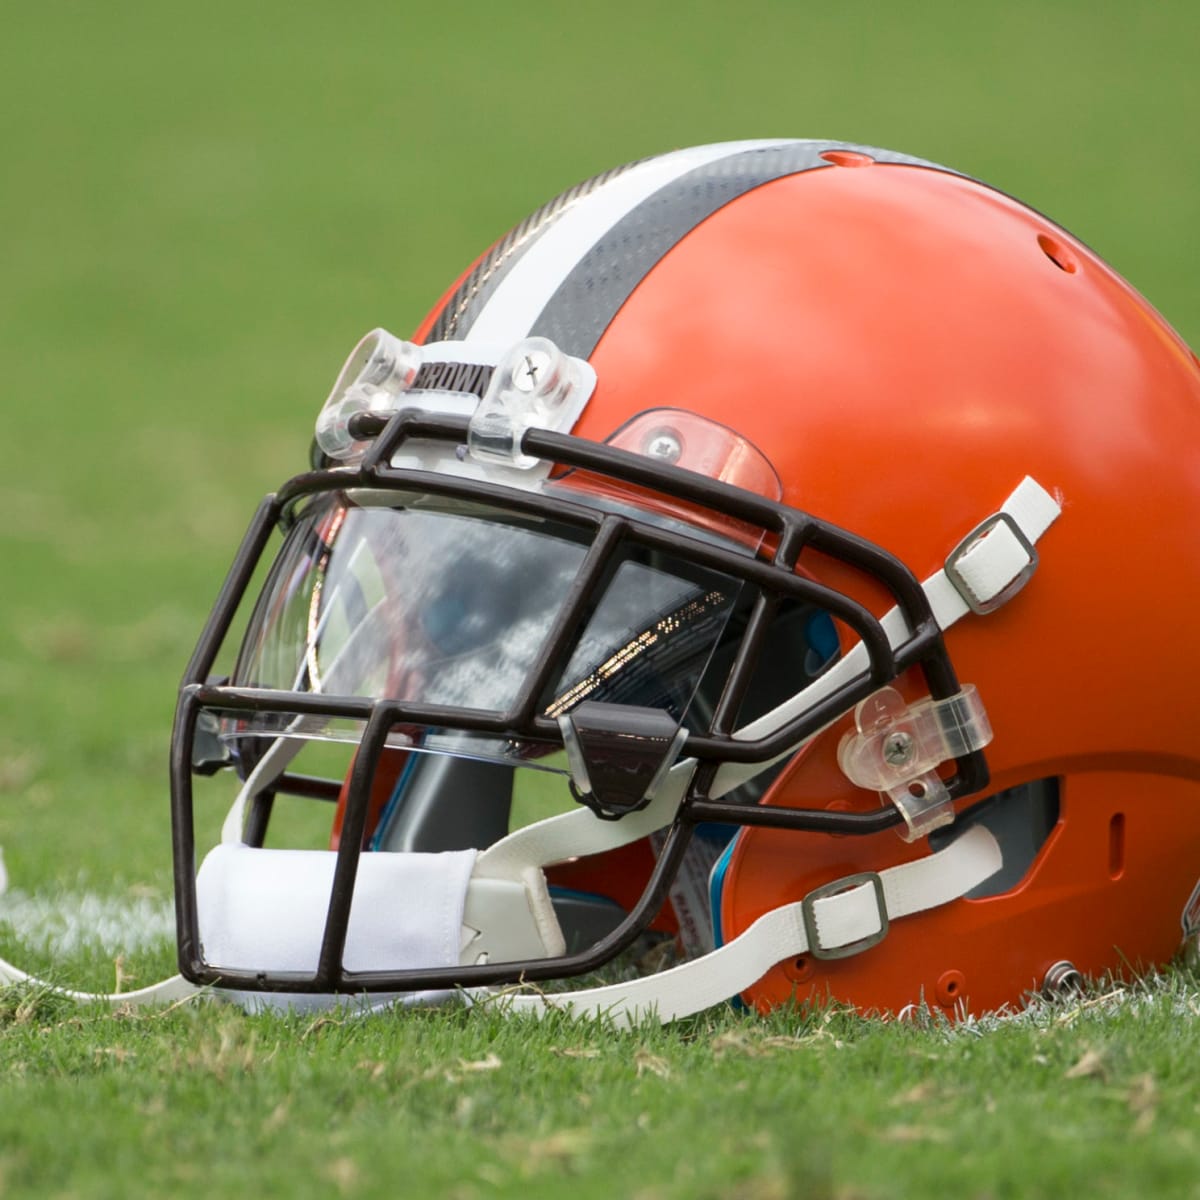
<box><xmin>174</xmin><ymin>402</ymin><xmax>991</xmax><ymax>996</ymax></box>
<box><xmin>168</xmin><ymin>139</ymin><xmax>1200</xmax><ymax>1024</ymax></box>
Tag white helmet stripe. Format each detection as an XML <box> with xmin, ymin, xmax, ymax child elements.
<box><xmin>462</xmin><ymin>139</ymin><xmax>800</xmax><ymax>347</ymax></box>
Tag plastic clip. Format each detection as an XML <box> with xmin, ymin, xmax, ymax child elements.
<box><xmin>468</xmin><ymin>337</ymin><xmax>596</xmax><ymax>470</ymax></box>
<box><xmin>837</xmin><ymin>686</ymin><xmax>992</xmax><ymax>842</ymax></box>
<box><xmin>315</xmin><ymin>329</ymin><xmax>423</xmax><ymax>461</ymax></box>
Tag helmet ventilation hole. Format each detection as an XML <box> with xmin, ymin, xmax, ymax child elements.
<box><xmin>788</xmin><ymin>955</ymin><xmax>814</xmax><ymax>983</ymax></box>
<box><xmin>1037</xmin><ymin>234</ymin><xmax>1078</xmax><ymax>273</ymax></box>
<box><xmin>935</xmin><ymin>970</ymin><xmax>966</xmax><ymax>1007</ymax></box>
<box><xmin>1108</xmin><ymin>812</ymin><xmax>1125</xmax><ymax>879</ymax></box>
<box><xmin>820</xmin><ymin>149</ymin><xmax>875</xmax><ymax>168</ymax></box>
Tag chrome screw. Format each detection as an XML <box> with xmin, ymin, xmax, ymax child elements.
<box><xmin>883</xmin><ymin>730</ymin><xmax>915</xmax><ymax>766</ymax></box>
<box><xmin>645</xmin><ymin>430</ymin><xmax>682</xmax><ymax>464</ymax></box>
<box><xmin>512</xmin><ymin>348</ymin><xmax>553</xmax><ymax>393</ymax></box>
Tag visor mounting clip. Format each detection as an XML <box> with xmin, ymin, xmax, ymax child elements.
<box><xmin>557</xmin><ymin>702</ymin><xmax>688</xmax><ymax>821</ymax></box>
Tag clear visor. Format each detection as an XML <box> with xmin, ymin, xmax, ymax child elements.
<box><xmin>226</xmin><ymin>487</ymin><xmax>749</xmax><ymax>765</ymax></box>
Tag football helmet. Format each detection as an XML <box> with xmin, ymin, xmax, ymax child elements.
<box><xmin>166</xmin><ymin>139</ymin><xmax>1200</xmax><ymax>1024</ymax></box>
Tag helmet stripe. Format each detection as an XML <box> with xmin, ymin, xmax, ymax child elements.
<box><xmin>448</xmin><ymin>140</ymin><xmax>947</xmax><ymax>358</ymax></box>
<box><xmin>530</xmin><ymin>142</ymin><xmax>944</xmax><ymax>357</ymax></box>
<box><xmin>438</xmin><ymin>141</ymin><xmax>797</xmax><ymax>347</ymax></box>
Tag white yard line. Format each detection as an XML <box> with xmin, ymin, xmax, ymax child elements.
<box><xmin>0</xmin><ymin>878</ymin><xmax>173</xmax><ymax>957</ymax></box>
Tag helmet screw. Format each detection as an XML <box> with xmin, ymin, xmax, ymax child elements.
<box><xmin>644</xmin><ymin>429</ymin><xmax>683</xmax><ymax>464</ymax></box>
<box><xmin>882</xmin><ymin>730</ymin><xmax>915</xmax><ymax>766</ymax></box>
<box><xmin>512</xmin><ymin>348</ymin><xmax>553</xmax><ymax>393</ymax></box>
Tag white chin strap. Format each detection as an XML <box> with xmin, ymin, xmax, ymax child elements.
<box><xmin>488</xmin><ymin>824</ymin><xmax>1001</xmax><ymax>1027</ymax></box>
<box><xmin>0</xmin><ymin>477</ymin><xmax>1059</xmax><ymax>1022</ymax></box>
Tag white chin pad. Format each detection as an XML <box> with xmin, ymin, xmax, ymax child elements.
<box><xmin>197</xmin><ymin>844</ymin><xmax>478</xmax><ymax>975</ymax></box>
<box><xmin>196</xmin><ymin>844</ymin><xmax>566</xmax><ymax>983</ymax></box>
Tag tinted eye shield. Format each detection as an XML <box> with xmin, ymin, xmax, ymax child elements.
<box><xmin>171</xmin><ymin>409</ymin><xmax>987</xmax><ymax>995</ymax></box>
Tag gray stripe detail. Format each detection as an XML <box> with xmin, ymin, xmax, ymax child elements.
<box><xmin>528</xmin><ymin>141</ymin><xmax>952</xmax><ymax>357</ymax></box>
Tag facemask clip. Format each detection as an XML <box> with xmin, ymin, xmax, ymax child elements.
<box><xmin>558</xmin><ymin>702</ymin><xmax>688</xmax><ymax>821</ymax></box>
<box><xmin>468</xmin><ymin>337</ymin><xmax>596</xmax><ymax>470</ymax></box>
<box><xmin>315</xmin><ymin>329</ymin><xmax>424</xmax><ymax>461</ymax></box>
<box><xmin>837</xmin><ymin>685</ymin><xmax>993</xmax><ymax>841</ymax></box>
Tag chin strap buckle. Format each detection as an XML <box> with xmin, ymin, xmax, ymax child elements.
<box><xmin>837</xmin><ymin>686</ymin><xmax>993</xmax><ymax>841</ymax></box>
<box><xmin>801</xmin><ymin>871</ymin><xmax>890</xmax><ymax>960</ymax></box>
<box><xmin>558</xmin><ymin>702</ymin><xmax>689</xmax><ymax>821</ymax></box>
<box><xmin>944</xmin><ymin>511</ymin><xmax>1039</xmax><ymax>616</ymax></box>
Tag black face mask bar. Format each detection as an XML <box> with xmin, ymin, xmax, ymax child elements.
<box><xmin>170</xmin><ymin>409</ymin><xmax>987</xmax><ymax>995</ymax></box>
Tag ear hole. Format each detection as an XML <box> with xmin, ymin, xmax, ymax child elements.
<box><xmin>929</xmin><ymin>778</ymin><xmax>1060</xmax><ymax>899</ymax></box>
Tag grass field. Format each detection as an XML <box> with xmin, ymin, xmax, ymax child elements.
<box><xmin>2</xmin><ymin>2</ymin><xmax>1200</xmax><ymax>1195</ymax></box>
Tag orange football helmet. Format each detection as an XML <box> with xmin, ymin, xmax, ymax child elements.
<box><xmin>167</xmin><ymin>139</ymin><xmax>1200</xmax><ymax>1022</ymax></box>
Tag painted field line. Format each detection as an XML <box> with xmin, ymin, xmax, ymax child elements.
<box><xmin>0</xmin><ymin>885</ymin><xmax>173</xmax><ymax>956</ymax></box>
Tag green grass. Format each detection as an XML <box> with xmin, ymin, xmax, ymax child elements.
<box><xmin>2</xmin><ymin>976</ymin><xmax>1199</xmax><ymax>1198</ymax></box>
<box><xmin>2</xmin><ymin>1</ymin><xmax>1200</xmax><ymax>1195</ymax></box>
